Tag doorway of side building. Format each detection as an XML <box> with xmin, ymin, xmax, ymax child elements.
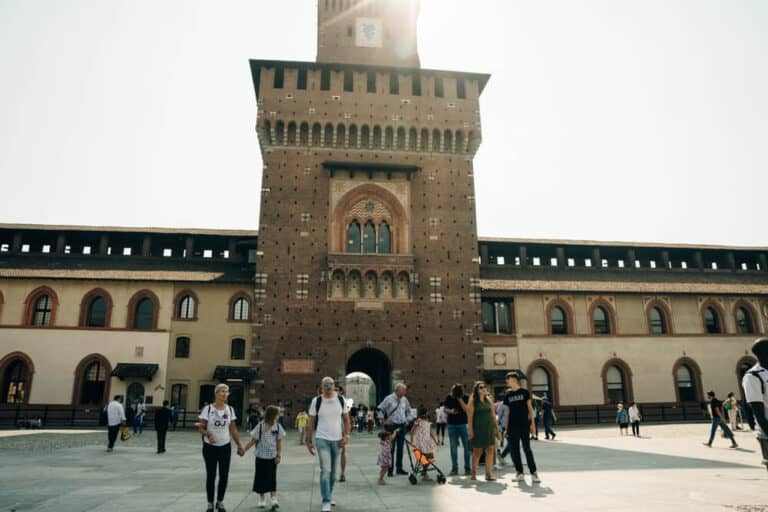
<box><xmin>345</xmin><ymin>348</ymin><xmax>392</xmax><ymax>406</ymax></box>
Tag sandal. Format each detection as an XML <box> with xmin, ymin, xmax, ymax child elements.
<box><xmin>485</xmin><ymin>475</ymin><xmax>497</xmax><ymax>481</ymax></box>
<box><xmin>470</xmin><ymin>474</ymin><xmax>477</xmax><ymax>480</ymax></box>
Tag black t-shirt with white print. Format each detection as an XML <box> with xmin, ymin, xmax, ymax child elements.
<box><xmin>503</xmin><ymin>388</ymin><xmax>531</xmax><ymax>432</ymax></box>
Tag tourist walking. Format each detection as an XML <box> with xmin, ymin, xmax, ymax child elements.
<box><xmin>105</xmin><ymin>395</ymin><xmax>126</xmax><ymax>452</ymax></box>
<box><xmin>133</xmin><ymin>398</ymin><xmax>146</xmax><ymax>435</ymax></box>
<box><xmin>242</xmin><ymin>405</ymin><xmax>285</xmax><ymax>510</ymax></box>
<box><xmin>154</xmin><ymin>399</ymin><xmax>172</xmax><ymax>453</ymax></box>
<box><xmin>366</xmin><ymin>408</ymin><xmax>375</xmax><ymax>433</ymax></box>
<box><xmin>628</xmin><ymin>402</ymin><xmax>641</xmax><ymax>437</ymax></box>
<box><xmin>703</xmin><ymin>391</ymin><xmax>738</xmax><ymax>449</ymax></box>
<box><xmin>376</xmin><ymin>429</ymin><xmax>398</xmax><ymax>485</ymax></box>
<box><xmin>725</xmin><ymin>392</ymin><xmax>740</xmax><ymax>431</ymax></box>
<box><xmin>295</xmin><ymin>410</ymin><xmax>309</xmax><ymax>445</ymax></box>
<box><xmin>502</xmin><ymin>372</ymin><xmax>541</xmax><ymax>483</ymax></box>
<box><xmin>435</xmin><ymin>402</ymin><xmax>447</xmax><ymax>446</ymax></box>
<box><xmin>541</xmin><ymin>396</ymin><xmax>557</xmax><ymax>440</ymax></box>
<box><xmin>467</xmin><ymin>381</ymin><xmax>498</xmax><ymax>481</ymax></box>
<box><xmin>197</xmin><ymin>383</ymin><xmax>245</xmax><ymax>512</ymax></box>
<box><xmin>307</xmin><ymin>377</ymin><xmax>351</xmax><ymax>512</ymax></box>
<box><xmin>378</xmin><ymin>383</ymin><xmax>413</xmax><ymax>477</ymax></box>
<box><xmin>616</xmin><ymin>403</ymin><xmax>630</xmax><ymax>435</ymax></box>
<box><xmin>444</xmin><ymin>383</ymin><xmax>471</xmax><ymax>476</ymax></box>
<box><xmin>741</xmin><ymin>337</ymin><xmax>768</xmax><ymax>471</ymax></box>
<box><xmin>410</xmin><ymin>406</ymin><xmax>439</xmax><ymax>481</ymax></box>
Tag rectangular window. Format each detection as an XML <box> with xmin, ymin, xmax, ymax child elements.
<box><xmin>273</xmin><ymin>67</ymin><xmax>284</xmax><ymax>89</ymax></box>
<box><xmin>389</xmin><ymin>73</ymin><xmax>399</xmax><ymax>95</ymax></box>
<box><xmin>482</xmin><ymin>300</ymin><xmax>514</xmax><ymax>334</ymax></box>
<box><xmin>175</xmin><ymin>337</ymin><xmax>190</xmax><ymax>358</ymax></box>
<box><xmin>320</xmin><ymin>68</ymin><xmax>331</xmax><ymax>91</ymax></box>
<box><xmin>231</xmin><ymin>339</ymin><xmax>246</xmax><ymax>360</ymax></box>
<box><xmin>412</xmin><ymin>74</ymin><xmax>421</xmax><ymax>96</ymax></box>
<box><xmin>343</xmin><ymin>70</ymin><xmax>353</xmax><ymax>92</ymax></box>
<box><xmin>434</xmin><ymin>77</ymin><xmax>444</xmax><ymax>98</ymax></box>
<box><xmin>297</xmin><ymin>68</ymin><xmax>307</xmax><ymax>90</ymax></box>
<box><xmin>367</xmin><ymin>71</ymin><xmax>376</xmax><ymax>93</ymax></box>
<box><xmin>456</xmin><ymin>79</ymin><xmax>466</xmax><ymax>99</ymax></box>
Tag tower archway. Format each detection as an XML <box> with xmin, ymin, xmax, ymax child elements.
<box><xmin>345</xmin><ymin>348</ymin><xmax>392</xmax><ymax>405</ymax></box>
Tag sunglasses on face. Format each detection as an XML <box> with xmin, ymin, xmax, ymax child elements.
<box><xmin>322</xmin><ymin>383</ymin><xmax>335</xmax><ymax>388</ymax></box>
<box><xmin>478</xmin><ymin>385</ymin><xmax>486</xmax><ymax>389</ymax></box>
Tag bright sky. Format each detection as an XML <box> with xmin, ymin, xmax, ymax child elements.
<box><xmin>0</xmin><ymin>1</ymin><xmax>765</xmax><ymax>246</ymax></box>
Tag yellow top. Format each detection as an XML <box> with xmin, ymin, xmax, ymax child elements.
<box><xmin>296</xmin><ymin>412</ymin><xmax>309</xmax><ymax>428</ymax></box>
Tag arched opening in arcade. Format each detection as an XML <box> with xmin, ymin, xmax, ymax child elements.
<box><xmin>345</xmin><ymin>348</ymin><xmax>392</xmax><ymax>408</ymax></box>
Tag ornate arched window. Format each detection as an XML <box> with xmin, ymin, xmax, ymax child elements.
<box><xmin>605</xmin><ymin>366</ymin><xmax>626</xmax><ymax>404</ymax></box>
<box><xmin>363</xmin><ymin>221</ymin><xmax>376</xmax><ymax>253</ymax></box>
<box><xmin>735</xmin><ymin>306</ymin><xmax>755</xmax><ymax>334</ymax></box>
<box><xmin>675</xmin><ymin>365</ymin><xmax>696</xmax><ymax>402</ymax></box>
<box><xmin>649</xmin><ymin>307</ymin><xmax>667</xmax><ymax>334</ymax></box>
<box><xmin>25</xmin><ymin>287</ymin><xmax>58</xmax><ymax>326</ymax></box>
<box><xmin>1</xmin><ymin>354</ymin><xmax>32</xmax><ymax>404</ymax></box>
<box><xmin>87</xmin><ymin>297</ymin><xmax>107</xmax><ymax>327</ymax></box>
<box><xmin>550</xmin><ymin>306</ymin><xmax>568</xmax><ymax>335</ymax></box>
<box><xmin>704</xmin><ymin>306</ymin><xmax>721</xmax><ymax>333</ymax></box>
<box><xmin>134</xmin><ymin>299</ymin><xmax>154</xmax><ymax>329</ymax></box>
<box><xmin>530</xmin><ymin>367</ymin><xmax>552</xmax><ymax>400</ymax></box>
<box><xmin>80</xmin><ymin>360</ymin><xmax>107</xmax><ymax>405</ymax></box>
<box><xmin>347</xmin><ymin>221</ymin><xmax>361</xmax><ymax>253</ymax></box>
<box><xmin>593</xmin><ymin>306</ymin><xmax>610</xmax><ymax>335</ymax></box>
<box><xmin>378</xmin><ymin>222</ymin><xmax>391</xmax><ymax>254</ymax></box>
<box><xmin>176</xmin><ymin>293</ymin><xmax>197</xmax><ymax>320</ymax></box>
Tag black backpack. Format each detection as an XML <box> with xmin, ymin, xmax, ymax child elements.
<box><xmin>748</xmin><ymin>368</ymin><xmax>766</xmax><ymax>395</ymax></box>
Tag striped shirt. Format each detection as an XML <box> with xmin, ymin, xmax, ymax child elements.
<box><xmin>378</xmin><ymin>393</ymin><xmax>412</xmax><ymax>425</ymax></box>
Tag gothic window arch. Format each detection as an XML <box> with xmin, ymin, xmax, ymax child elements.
<box><xmin>337</xmin><ymin>123</ymin><xmax>346</xmax><ymax>148</ymax></box>
<box><xmin>646</xmin><ymin>300</ymin><xmax>672</xmax><ymax>335</ymax></box>
<box><xmin>24</xmin><ymin>286</ymin><xmax>59</xmax><ymax>327</ymax></box>
<box><xmin>588</xmin><ymin>300</ymin><xmax>616</xmax><ymax>335</ymax></box>
<box><xmin>173</xmin><ymin>289</ymin><xmax>199</xmax><ymax>321</ymax></box>
<box><xmin>361</xmin><ymin>125</ymin><xmax>371</xmax><ymax>147</ymax></box>
<box><xmin>362</xmin><ymin>221</ymin><xmax>376</xmax><ymax>253</ymax></box>
<box><xmin>127</xmin><ymin>290</ymin><xmax>159</xmax><ymax>330</ymax></box>
<box><xmin>420</xmin><ymin>128</ymin><xmax>429</xmax><ymax>151</ymax></box>
<box><xmin>396</xmin><ymin>127</ymin><xmax>406</xmax><ymax>150</ymax></box>
<box><xmin>443</xmin><ymin>129</ymin><xmax>453</xmax><ymax>153</ymax></box>
<box><xmin>432</xmin><ymin>128</ymin><xmax>441</xmax><ymax>152</ymax></box>
<box><xmin>378</xmin><ymin>221</ymin><xmax>391</xmax><ymax>254</ymax></box>
<box><xmin>79</xmin><ymin>288</ymin><xmax>113</xmax><ymax>328</ymax></box>
<box><xmin>347</xmin><ymin>271</ymin><xmax>362</xmax><ymax>299</ymax></box>
<box><xmin>384</xmin><ymin>126</ymin><xmax>394</xmax><ymax>149</ymax></box>
<box><xmin>347</xmin><ymin>221</ymin><xmax>362</xmax><ymax>253</ymax></box>
<box><xmin>229</xmin><ymin>292</ymin><xmax>252</xmax><ymax>322</ymax></box>
<box><xmin>311</xmin><ymin>123</ymin><xmax>322</xmax><ymax>146</ymax></box>
<box><xmin>323</xmin><ymin>123</ymin><xmax>334</xmax><ymax>146</ymax></box>
<box><xmin>408</xmin><ymin>127</ymin><xmax>417</xmax><ymax>151</ymax></box>
<box><xmin>373</xmin><ymin>125</ymin><xmax>382</xmax><ymax>148</ymax></box>
<box><xmin>287</xmin><ymin>121</ymin><xmax>297</xmax><ymax>145</ymax></box>
<box><xmin>734</xmin><ymin>301</ymin><xmax>758</xmax><ymax>334</ymax></box>
<box><xmin>299</xmin><ymin>122</ymin><xmax>310</xmax><ymax>145</ymax></box>
<box><xmin>348</xmin><ymin>124</ymin><xmax>358</xmax><ymax>148</ymax></box>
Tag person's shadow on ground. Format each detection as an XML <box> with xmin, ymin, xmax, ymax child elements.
<box><xmin>517</xmin><ymin>480</ymin><xmax>555</xmax><ymax>498</ymax></box>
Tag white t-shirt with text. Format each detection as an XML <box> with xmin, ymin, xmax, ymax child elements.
<box><xmin>199</xmin><ymin>404</ymin><xmax>237</xmax><ymax>446</ymax></box>
<box><xmin>309</xmin><ymin>394</ymin><xmax>345</xmax><ymax>442</ymax></box>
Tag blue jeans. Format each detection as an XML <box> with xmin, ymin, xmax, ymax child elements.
<box><xmin>315</xmin><ymin>437</ymin><xmax>340</xmax><ymax>504</ymax></box>
<box><xmin>543</xmin><ymin>416</ymin><xmax>556</xmax><ymax>439</ymax></box>
<box><xmin>708</xmin><ymin>417</ymin><xmax>735</xmax><ymax>445</ymax></box>
<box><xmin>447</xmin><ymin>424</ymin><xmax>470</xmax><ymax>472</ymax></box>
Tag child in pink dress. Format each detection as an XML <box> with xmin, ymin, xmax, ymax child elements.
<box><xmin>410</xmin><ymin>406</ymin><xmax>438</xmax><ymax>481</ymax></box>
<box><xmin>377</xmin><ymin>429</ymin><xmax>398</xmax><ymax>484</ymax></box>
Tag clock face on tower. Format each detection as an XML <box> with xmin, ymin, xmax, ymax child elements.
<box><xmin>356</xmin><ymin>17</ymin><xmax>383</xmax><ymax>48</ymax></box>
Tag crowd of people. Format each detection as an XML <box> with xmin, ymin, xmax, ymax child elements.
<box><xmin>100</xmin><ymin>337</ymin><xmax>768</xmax><ymax>512</ymax></box>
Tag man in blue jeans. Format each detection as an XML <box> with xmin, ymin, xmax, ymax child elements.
<box><xmin>307</xmin><ymin>377</ymin><xmax>351</xmax><ymax>512</ymax></box>
<box><xmin>703</xmin><ymin>390</ymin><xmax>738</xmax><ymax>449</ymax></box>
<box><xmin>444</xmin><ymin>383</ymin><xmax>471</xmax><ymax>476</ymax></box>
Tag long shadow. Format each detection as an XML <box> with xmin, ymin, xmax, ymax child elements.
<box><xmin>504</xmin><ymin>440</ymin><xmax>757</xmax><ymax>472</ymax></box>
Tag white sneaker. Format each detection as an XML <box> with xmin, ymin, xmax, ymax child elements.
<box><xmin>331</xmin><ymin>498</ymin><xmax>336</xmax><ymax>506</ymax></box>
<box><xmin>532</xmin><ymin>473</ymin><xmax>541</xmax><ymax>483</ymax></box>
<box><xmin>271</xmin><ymin>496</ymin><xmax>279</xmax><ymax>510</ymax></box>
<box><xmin>516</xmin><ymin>472</ymin><xmax>525</xmax><ymax>481</ymax></box>
<box><xmin>257</xmin><ymin>494</ymin><xmax>266</xmax><ymax>508</ymax></box>
<box><xmin>322</xmin><ymin>503</ymin><xmax>331</xmax><ymax>512</ymax></box>
<box><xmin>493</xmin><ymin>463</ymin><xmax>503</xmax><ymax>470</ymax></box>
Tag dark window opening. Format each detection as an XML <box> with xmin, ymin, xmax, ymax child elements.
<box><xmin>80</xmin><ymin>361</ymin><xmax>106</xmax><ymax>405</ymax></box>
<box><xmin>1</xmin><ymin>359</ymin><xmax>27</xmax><ymax>404</ymax></box>
<box><xmin>704</xmin><ymin>307</ymin><xmax>721</xmax><ymax>334</ymax></box>
<box><xmin>412</xmin><ymin>74</ymin><xmax>421</xmax><ymax>96</ymax></box>
<box><xmin>273</xmin><ymin>67</ymin><xmax>284</xmax><ymax>89</ymax></box>
<box><xmin>86</xmin><ymin>297</ymin><xmax>107</xmax><ymax>327</ymax></box>
<box><xmin>231</xmin><ymin>338</ymin><xmax>246</xmax><ymax>360</ymax></box>
<box><xmin>649</xmin><ymin>307</ymin><xmax>667</xmax><ymax>334</ymax></box>
<box><xmin>389</xmin><ymin>73</ymin><xmax>399</xmax><ymax>95</ymax></box>
<box><xmin>175</xmin><ymin>337</ymin><xmax>190</xmax><ymax>358</ymax></box>
<box><xmin>551</xmin><ymin>306</ymin><xmax>567</xmax><ymax>335</ymax></box>
<box><xmin>343</xmin><ymin>70</ymin><xmax>353</xmax><ymax>92</ymax></box>
<box><xmin>457</xmin><ymin>79</ymin><xmax>466</xmax><ymax>99</ymax></box>
<box><xmin>133</xmin><ymin>298</ymin><xmax>154</xmax><ymax>329</ymax></box>
<box><xmin>297</xmin><ymin>68</ymin><xmax>307</xmax><ymax>90</ymax></box>
<box><xmin>434</xmin><ymin>77</ymin><xmax>444</xmax><ymax>98</ymax></box>
<box><xmin>367</xmin><ymin>72</ymin><xmax>376</xmax><ymax>93</ymax></box>
<box><xmin>320</xmin><ymin>68</ymin><xmax>331</xmax><ymax>91</ymax></box>
<box><xmin>593</xmin><ymin>306</ymin><xmax>610</xmax><ymax>335</ymax></box>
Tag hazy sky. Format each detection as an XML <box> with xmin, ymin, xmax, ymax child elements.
<box><xmin>0</xmin><ymin>1</ymin><xmax>765</xmax><ymax>246</ymax></box>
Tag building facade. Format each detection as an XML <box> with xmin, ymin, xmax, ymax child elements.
<box><xmin>1</xmin><ymin>2</ymin><xmax>767</xmax><ymax>423</ymax></box>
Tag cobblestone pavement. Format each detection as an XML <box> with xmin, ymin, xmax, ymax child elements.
<box><xmin>0</xmin><ymin>423</ymin><xmax>766</xmax><ymax>512</ymax></box>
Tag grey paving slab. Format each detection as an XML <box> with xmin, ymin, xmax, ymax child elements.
<box><xmin>0</xmin><ymin>423</ymin><xmax>766</xmax><ymax>511</ymax></box>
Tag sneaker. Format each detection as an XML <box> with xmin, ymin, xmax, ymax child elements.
<box><xmin>271</xmin><ymin>497</ymin><xmax>279</xmax><ymax>510</ymax></box>
<box><xmin>206</xmin><ymin>504</ymin><xmax>214</xmax><ymax>512</ymax></box>
<box><xmin>493</xmin><ymin>463</ymin><xmax>503</xmax><ymax>470</ymax></box>
<box><xmin>702</xmin><ymin>442</ymin><xmax>712</xmax><ymax>448</ymax></box>
<box><xmin>215</xmin><ymin>503</ymin><xmax>226</xmax><ymax>512</ymax></box>
<box><xmin>257</xmin><ymin>495</ymin><xmax>266</xmax><ymax>508</ymax></box>
<box><xmin>730</xmin><ymin>443</ymin><xmax>739</xmax><ymax>449</ymax></box>
<box><xmin>331</xmin><ymin>498</ymin><xmax>336</xmax><ymax>506</ymax></box>
<box><xmin>321</xmin><ymin>503</ymin><xmax>331</xmax><ymax>512</ymax></box>
<box><xmin>551</xmin><ymin>433</ymin><xmax>556</xmax><ymax>441</ymax></box>
<box><xmin>532</xmin><ymin>473</ymin><xmax>541</xmax><ymax>483</ymax></box>
<box><xmin>449</xmin><ymin>469</ymin><xmax>459</xmax><ymax>476</ymax></box>
<box><xmin>338</xmin><ymin>474</ymin><xmax>346</xmax><ymax>482</ymax></box>
<box><xmin>516</xmin><ymin>473</ymin><xmax>525</xmax><ymax>481</ymax></box>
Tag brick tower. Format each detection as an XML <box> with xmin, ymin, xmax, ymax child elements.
<box><xmin>248</xmin><ymin>0</ymin><xmax>490</xmax><ymax>412</ymax></box>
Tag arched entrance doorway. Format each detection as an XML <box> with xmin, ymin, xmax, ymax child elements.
<box><xmin>346</xmin><ymin>348</ymin><xmax>392</xmax><ymax>405</ymax></box>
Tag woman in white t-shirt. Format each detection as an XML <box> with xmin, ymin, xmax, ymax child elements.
<box><xmin>196</xmin><ymin>383</ymin><xmax>244</xmax><ymax>512</ymax></box>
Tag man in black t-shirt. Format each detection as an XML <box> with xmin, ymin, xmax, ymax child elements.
<box><xmin>503</xmin><ymin>372</ymin><xmax>541</xmax><ymax>483</ymax></box>
<box><xmin>444</xmin><ymin>384</ymin><xmax>471</xmax><ymax>475</ymax></box>
<box><xmin>703</xmin><ymin>391</ymin><xmax>738</xmax><ymax>448</ymax></box>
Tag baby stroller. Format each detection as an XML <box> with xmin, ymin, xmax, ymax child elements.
<box><xmin>404</xmin><ymin>439</ymin><xmax>446</xmax><ymax>485</ymax></box>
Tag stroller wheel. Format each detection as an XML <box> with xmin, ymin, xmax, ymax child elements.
<box><xmin>408</xmin><ymin>474</ymin><xmax>418</xmax><ymax>485</ymax></box>
<box><xmin>437</xmin><ymin>475</ymin><xmax>446</xmax><ymax>485</ymax></box>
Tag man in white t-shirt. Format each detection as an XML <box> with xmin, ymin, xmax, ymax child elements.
<box><xmin>307</xmin><ymin>377</ymin><xmax>351</xmax><ymax>512</ymax></box>
<box><xmin>742</xmin><ymin>337</ymin><xmax>768</xmax><ymax>471</ymax></box>
<box><xmin>105</xmin><ymin>395</ymin><xmax>126</xmax><ymax>452</ymax></box>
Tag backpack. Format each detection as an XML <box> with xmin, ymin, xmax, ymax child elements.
<box><xmin>201</xmin><ymin>404</ymin><xmax>234</xmax><ymax>442</ymax></box>
<box><xmin>748</xmin><ymin>368</ymin><xmax>766</xmax><ymax>396</ymax></box>
<box><xmin>314</xmin><ymin>394</ymin><xmax>347</xmax><ymax>417</ymax></box>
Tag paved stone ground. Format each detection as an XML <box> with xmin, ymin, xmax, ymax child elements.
<box><xmin>0</xmin><ymin>423</ymin><xmax>766</xmax><ymax>512</ymax></box>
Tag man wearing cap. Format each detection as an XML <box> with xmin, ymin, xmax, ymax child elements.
<box><xmin>742</xmin><ymin>337</ymin><xmax>768</xmax><ymax>471</ymax></box>
<box><xmin>703</xmin><ymin>390</ymin><xmax>738</xmax><ymax>449</ymax></box>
